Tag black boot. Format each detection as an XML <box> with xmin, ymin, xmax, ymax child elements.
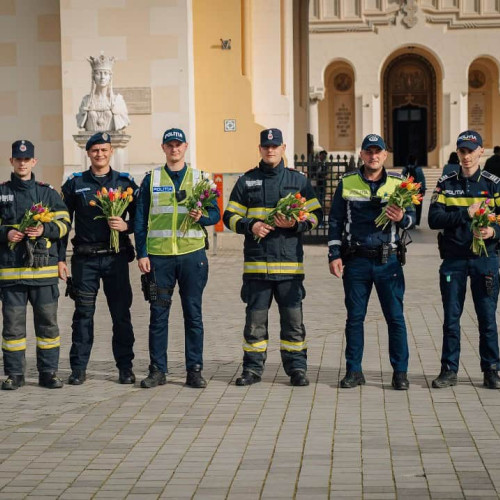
<box><xmin>140</xmin><ymin>365</ymin><xmax>166</xmax><ymax>388</ymax></box>
<box><xmin>483</xmin><ymin>368</ymin><xmax>500</xmax><ymax>389</ymax></box>
<box><xmin>235</xmin><ymin>371</ymin><xmax>261</xmax><ymax>386</ymax></box>
<box><xmin>119</xmin><ymin>368</ymin><xmax>136</xmax><ymax>384</ymax></box>
<box><xmin>39</xmin><ymin>372</ymin><xmax>63</xmax><ymax>389</ymax></box>
<box><xmin>392</xmin><ymin>371</ymin><xmax>409</xmax><ymax>390</ymax></box>
<box><xmin>290</xmin><ymin>370</ymin><xmax>309</xmax><ymax>386</ymax></box>
<box><xmin>340</xmin><ymin>371</ymin><xmax>365</xmax><ymax>388</ymax></box>
<box><xmin>1</xmin><ymin>374</ymin><xmax>25</xmax><ymax>390</ymax></box>
<box><xmin>432</xmin><ymin>369</ymin><xmax>457</xmax><ymax>388</ymax></box>
<box><xmin>68</xmin><ymin>370</ymin><xmax>86</xmax><ymax>385</ymax></box>
<box><xmin>186</xmin><ymin>365</ymin><xmax>207</xmax><ymax>388</ymax></box>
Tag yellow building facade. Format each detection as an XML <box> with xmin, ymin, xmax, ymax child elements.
<box><xmin>0</xmin><ymin>0</ymin><xmax>309</xmax><ymax>188</ymax></box>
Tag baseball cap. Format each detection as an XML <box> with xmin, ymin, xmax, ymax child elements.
<box><xmin>361</xmin><ymin>134</ymin><xmax>386</xmax><ymax>151</ymax></box>
<box><xmin>456</xmin><ymin>130</ymin><xmax>483</xmax><ymax>150</ymax></box>
<box><xmin>12</xmin><ymin>140</ymin><xmax>35</xmax><ymax>158</ymax></box>
<box><xmin>163</xmin><ymin>128</ymin><xmax>187</xmax><ymax>144</ymax></box>
<box><xmin>260</xmin><ymin>128</ymin><xmax>283</xmax><ymax>147</ymax></box>
<box><xmin>86</xmin><ymin>132</ymin><xmax>111</xmax><ymax>151</ymax></box>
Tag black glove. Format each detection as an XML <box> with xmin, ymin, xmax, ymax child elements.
<box><xmin>32</xmin><ymin>239</ymin><xmax>50</xmax><ymax>268</ymax></box>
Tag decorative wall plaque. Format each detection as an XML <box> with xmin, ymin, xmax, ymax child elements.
<box><xmin>114</xmin><ymin>87</ymin><xmax>152</xmax><ymax>115</ymax></box>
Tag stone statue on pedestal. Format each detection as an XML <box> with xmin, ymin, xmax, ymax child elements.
<box><xmin>76</xmin><ymin>53</ymin><xmax>130</xmax><ymax>132</ymax></box>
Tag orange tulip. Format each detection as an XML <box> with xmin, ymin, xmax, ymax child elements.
<box><xmin>101</xmin><ymin>187</ymin><xmax>108</xmax><ymax>195</ymax></box>
<box><xmin>407</xmin><ymin>176</ymin><xmax>414</xmax><ymax>183</ymax></box>
<box><xmin>128</xmin><ymin>195</ymin><xmax>133</xmax><ymax>202</ymax></box>
<box><xmin>301</xmin><ymin>197</ymin><xmax>306</xmax><ymax>204</ymax></box>
<box><xmin>96</xmin><ymin>190</ymin><xmax>102</xmax><ymax>198</ymax></box>
<box><xmin>488</xmin><ymin>214</ymin><xmax>496</xmax><ymax>222</ymax></box>
<box><xmin>121</xmin><ymin>192</ymin><xmax>128</xmax><ymax>199</ymax></box>
<box><xmin>294</xmin><ymin>193</ymin><xmax>301</xmax><ymax>200</ymax></box>
<box><xmin>89</xmin><ymin>200</ymin><xmax>97</xmax><ymax>206</ymax></box>
<box><xmin>411</xmin><ymin>195</ymin><xmax>421</xmax><ymax>205</ymax></box>
<box><xmin>126</xmin><ymin>187</ymin><xmax>133</xmax><ymax>195</ymax></box>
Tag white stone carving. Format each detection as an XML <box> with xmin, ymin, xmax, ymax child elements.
<box><xmin>76</xmin><ymin>53</ymin><xmax>130</xmax><ymax>132</ymax></box>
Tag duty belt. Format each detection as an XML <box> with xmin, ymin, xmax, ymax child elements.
<box><xmin>352</xmin><ymin>246</ymin><xmax>396</xmax><ymax>259</ymax></box>
<box><xmin>74</xmin><ymin>243</ymin><xmax>125</xmax><ymax>257</ymax></box>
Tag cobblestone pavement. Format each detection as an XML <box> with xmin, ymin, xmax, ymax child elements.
<box><xmin>1</xmin><ymin>219</ymin><xmax>500</xmax><ymax>499</ymax></box>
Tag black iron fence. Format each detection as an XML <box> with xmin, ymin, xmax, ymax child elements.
<box><xmin>293</xmin><ymin>153</ymin><xmax>359</xmax><ymax>243</ymax></box>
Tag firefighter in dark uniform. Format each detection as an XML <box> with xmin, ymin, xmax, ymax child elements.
<box><xmin>59</xmin><ymin>132</ymin><xmax>138</xmax><ymax>386</ymax></box>
<box><xmin>328</xmin><ymin>134</ymin><xmax>415</xmax><ymax>390</ymax></box>
<box><xmin>429</xmin><ymin>130</ymin><xmax>500</xmax><ymax>389</ymax></box>
<box><xmin>134</xmin><ymin>128</ymin><xmax>220</xmax><ymax>389</ymax></box>
<box><xmin>0</xmin><ymin>140</ymin><xmax>71</xmax><ymax>390</ymax></box>
<box><xmin>223</xmin><ymin>128</ymin><xmax>323</xmax><ymax>387</ymax></box>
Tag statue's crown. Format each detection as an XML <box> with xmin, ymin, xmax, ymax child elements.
<box><xmin>88</xmin><ymin>53</ymin><xmax>115</xmax><ymax>72</ymax></box>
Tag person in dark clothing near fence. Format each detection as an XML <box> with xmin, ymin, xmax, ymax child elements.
<box><xmin>402</xmin><ymin>154</ymin><xmax>426</xmax><ymax>226</ymax></box>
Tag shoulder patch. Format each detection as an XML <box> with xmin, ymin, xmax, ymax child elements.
<box><xmin>438</xmin><ymin>171</ymin><xmax>458</xmax><ymax>183</ymax></box>
<box><xmin>481</xmin><ymin>170</ymin><xmax>500</xmax><ymax>184</ymax></box>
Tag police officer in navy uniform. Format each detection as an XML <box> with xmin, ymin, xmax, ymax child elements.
<box><xmin>223</xmin><ymin>128</ymin><xmax>323</xmax><ymax>387</ymax></box>
<box><xmin>59</xmin><ymin>132</ymin><xmax>138</xmax><ymax>385</ymax></box>
<box><xmin>134</xmin><ymin>128</ymin><xmax>220</xmax><ymax>389</ymax></box>
<box><xmin>328</xmin><ymin>134</ymin><xmax>415</xmax><ymax>390</ymax></box>
<box><xmin>429</xmin><ymin>130</ymin><xmax>500</xmax><ymax>389</ymax></box>
<box><xmin>0</xmin><ymin>140</ymin><xmax>71</xmax><ymax>390</ymax></box>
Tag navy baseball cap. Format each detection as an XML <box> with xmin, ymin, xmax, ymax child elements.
<box><xmin>361</xmin><ymin>134</ymin><xmax>386</xmax><ymax>151</ymax></box>
<box><xmin>456</xmin><ymin>130</ymin><xmax>483</xmax><ymax>150</ymax></box>
<box><xmin>86</xmin><ymin>132</ymin><xmax>111</xmax><ymax>151</ymax></box>
<box><xmin>12</xmin><ymin>140</ymin><xmax>34</xmax><ymax>158</ymax></box>
<box><xmin>163</xmin><ymin>128</ymin><xmax>187</xmax><ymax>144</ymax></box>
<box><xmin>260</xmin><ymin>128</ymin><xmax>283</xmax><ymax>147</ymax></box>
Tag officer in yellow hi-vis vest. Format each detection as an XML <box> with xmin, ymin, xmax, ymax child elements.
<box><xmin>134</xmin><ymin>128</ymin><xmax>220</xmax><ymax>389</ymax></box>
<box><xmin>0</xmin><ymin>140</ymin><xmax>71</xmax><ymax>390</ymax></box>
<box><xmin>223</xmin><ymin>128</ymin><xmax>323</xmax><ymax>387</ymax></box>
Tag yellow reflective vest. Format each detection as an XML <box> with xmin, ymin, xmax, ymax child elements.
<box><xmin>146</xmin><ymin>166</ymin><xmax>205</xmax><ymax>256</ymax></box>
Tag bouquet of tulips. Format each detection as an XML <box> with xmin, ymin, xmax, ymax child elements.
<box><xmin>374</xmin><ymin>176</ymin><xmax>423</xmax><ymax>229</ymax></box>
<box><xmin>8</xmin><ymin>203</ymin><xmax>55</xmax><ymax>250</ymax></box>
<box><xmin>470</xmin><ymin>199</ymin><xmax>500</xmax><ymax>256</ymax></box>
<box><xmin>178</xmin><ymin>173</ymin><xmax>220</xmax><ymax>235</ymax></box>
<box><xmin>255</xmin><ymin>192</ymin><xmax>311</xmax><ymax>243</ymax></box>
<box><xmin>89</xmin><ymin>186</ymin><xmax>134</xmax><ymax>253</ymax></box>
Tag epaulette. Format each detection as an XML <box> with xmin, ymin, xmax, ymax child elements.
<box><xmin>36</xmin><ymin>181</ymin><xmax>54</xmax><ymax>189</ymax></box>
<box><xmin>119</xmin><ymin>171</ymin><xmax>135</xmax><ymax>181</ymax></box>
<box><xmin>481</xmin><ymin>170</ymin><xmax>500</xmax><ymax>184</ymax></box>
<box><xmin>387</xmin><ymin>171</ymin><xmax>404</xmax><ymax>179</ymax></box>
<box><xmin>341</xmin><ymin>171</ymin><xmax>358</xmax><ymax>179</ymax></box>
<box><xmin>438</xmin><ymin>171</ymin><xmax>458</xmax><ymax>183</ymax></box>
<box><xmin>286</xmin><ymin>167</ymin><xmax>305</xmax><ymax>176</ymax></box>
<box><xmin>245</xmin><ymin>166</ymin><xmax>259</xmax><ymax>174</ymax></box>
<box><xmin>66</xmin><ymin>172</ymin><xmax>83</xmax><ymax>181</ymax></box>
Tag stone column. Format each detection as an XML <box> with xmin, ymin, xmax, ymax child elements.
<box><xmin>309</xmin><ymin>86</ymin><xmax>325</xmax><ymax>152</ymax></box>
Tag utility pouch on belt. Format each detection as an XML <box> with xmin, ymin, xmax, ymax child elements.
<box><xmin>485</xmin><ymin>273</ymin><xmax>494</xmax><ymax>296</ymax></box>
<box><xmin>25</xmin><ymin>238</ymin><xmax>50</xmax><ymax>268</ymax></box>
<box><xmin>141</xmin><ymin>273</ymin><xmax>157</xmax><ymax>302</ymax></box>
<box><xmin>65</xmin><ymin>276</ymin><xmax>77</xmax><ymax>301</ymax></box>
<box><xmin>380</xmin><ymin>243</ymin><xmax>390</xmax><ymax>264</ymax></box>
<box><xmin>397</xmin><ymin>230</ymin><xmax>412</xmax><ymax>266</ymax></box>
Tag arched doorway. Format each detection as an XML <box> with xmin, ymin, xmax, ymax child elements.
<box><xmin>383</xmin><ymin>54</ymin><xmax>437</xmax><ymax>166</ymax></box>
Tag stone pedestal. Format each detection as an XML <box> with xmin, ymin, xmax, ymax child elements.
<box><xmin>69</xmin><ymin>131</ymin><xmax>131</xmax><ymax>178</ymax></box>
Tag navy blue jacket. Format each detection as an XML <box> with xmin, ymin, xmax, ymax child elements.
<box><xmin>223</xmin><ymin>160</ymin><xmax>323</xmax><ymax>280</ymax></box>
<box><xmin>428</xmin><ymin>168</ymin><xmax>500</xmax><ymax>259</ymax></box>
<box><xmin>60</xmin><ymin>167</ymin><xmax>138</xmax><ymax>260</ymax></box>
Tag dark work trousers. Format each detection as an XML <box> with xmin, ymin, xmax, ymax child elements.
<box><xmin>70</xmin><ymin>252</ymin><xmax>135</xmax><ymax>371</ymax></box>
<box><xmin>439</xmin><ymin>256</ymin><xmax>499</xmax><ymax>373</ymax></box>
<box><xmin>148</xmin><ymin>249</ymin><xmax>208</xmax><ymax>374</ymax></box>
<box><xmin>240</xmin><ymin>278</ymin><xmax>307</xmax><ymax>377</ymax></box>
<box><xmin>1</xmin><ymin>284</ymin><xmax>60</xmax><ymax>375</ymax></box>
<box><xmin>342</xmin><ymin>254</ymin><xmax>409</xmax><ymax>373</ymax></box>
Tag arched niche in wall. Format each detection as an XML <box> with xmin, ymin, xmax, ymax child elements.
<box><xmin>468</xmin><ymin>58</ymin><xmax>498</xmax><ymax>149</ymax></box>
<box><xmin>318</xmin><ymin>62</ymin><xmax>355</xmax><ymax>151</ymax></box>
